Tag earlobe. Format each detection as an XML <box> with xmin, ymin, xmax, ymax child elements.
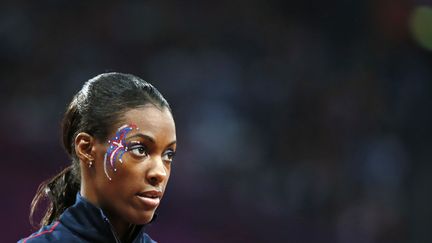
<box><xmin>75</xmin><ymin>132</ymin><xmax>96</xmax><ymax>166</ymax></box>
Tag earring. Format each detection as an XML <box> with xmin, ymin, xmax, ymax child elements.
<box><xmin>88</xmin><ymin>161</ymin><xmax>93</xmax><ymax>168</ymax></box>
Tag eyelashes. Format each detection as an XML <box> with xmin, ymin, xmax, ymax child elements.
<box><xmin>127</xmin><ymin>141</ymin><xmax>176</xmax><ymax>163</ymax></box>
<box><xmin>128</xmin><ymin>142</ymin><xmax>149</xmax><ymax>157</ymax></box>
<box><xmin>162</xmin><ymin>150</ymin><xmax>176</xmax><ymax>162</ymax></box>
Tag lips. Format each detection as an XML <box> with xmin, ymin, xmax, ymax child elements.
<box><xmin>136</xmin><ymin>190</ymin><xmax>162</xmax><ymax>208</ymax></box>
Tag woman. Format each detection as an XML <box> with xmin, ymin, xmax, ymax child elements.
<box><xmin>19</xmin><ymin>72</ymin><xmax>177</xmax><ymax>243</ymax></box>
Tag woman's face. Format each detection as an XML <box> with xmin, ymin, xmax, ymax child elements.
<box><xmin>91</xmin><ymin>105</ymin><xmax>176</xmax><ymax>225</ymax></box>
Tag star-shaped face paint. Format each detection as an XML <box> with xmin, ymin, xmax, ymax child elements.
<box><xmin>104</xmin><ymin>124</ymin><xmax>138</xmax><ymax>180</ymax></box>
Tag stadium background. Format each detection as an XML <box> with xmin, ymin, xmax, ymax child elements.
<box><xmin>1</xmin><ymin>1</ymin><xmax>432</xmax><ymax>242</ymax></box>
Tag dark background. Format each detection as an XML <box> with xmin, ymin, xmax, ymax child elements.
<box><xmin>2</xmin><ymin>1</ymin><xmax>432</xmax><ymax>242</ymax></box>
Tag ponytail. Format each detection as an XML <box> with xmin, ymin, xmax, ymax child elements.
<box><xmin>29</xmin><ymin>165</ymin><xmax>80</xmax><ymax>227</ymax></box>
<box><xmin>29</xmin><ymin>90</ymin><xmax>83</xmax><ymax>228</ymax></box>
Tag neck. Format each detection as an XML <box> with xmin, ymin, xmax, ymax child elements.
<box><xmin>80</xmin><ymin>170</ymin><xmax>98</xmax><ymax>206</ymax></box>
<box><xmin>79</xmin><ymin>188</ymin><xmax>134</xmax><ymax>242</ymax></box>
<box><xmin>108</xmin><ymin>214</ymin><xmax>135</xmax><ymax>243</ymax></box>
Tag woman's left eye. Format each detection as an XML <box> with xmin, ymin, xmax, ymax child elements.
<box><xmin>162</xmin><ymin>150</ymin><xmax>176</xmax><ymax>163</ymax></box>
<box><xmin>128</xmin><ymin>144</ymin><xmax>148</xmax><ymax>157</ymax></box>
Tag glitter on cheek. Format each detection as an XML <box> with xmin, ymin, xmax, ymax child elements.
<box><xmin>104</xmin><ymin>124</ymin><xmax>137</xmax><ymax>180</ymax></box>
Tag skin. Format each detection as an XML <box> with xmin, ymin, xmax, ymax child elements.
<box><xmin>74</xmin><ymin>104</ymin><xmax>176</xmax><ymax>242</ymax></box>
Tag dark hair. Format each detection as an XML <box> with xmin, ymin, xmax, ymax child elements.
<box><xmin>30</xmin><ymin>72</ymin><xmax>171</xmax><ymax>227</ymax></box>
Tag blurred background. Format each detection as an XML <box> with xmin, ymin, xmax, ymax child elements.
<box><xmin>1</xmin><ymin>0</ymin><xmax>432</xmax><ymax>242</ymax></box>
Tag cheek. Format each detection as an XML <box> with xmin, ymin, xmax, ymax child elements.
<box><xmin>119</xmin><ymin>163</ymin><xmax>154</xmax><ymax>195</ymax></box>
<box><xmin>166</xmin><ymin>165</ymin><xmax>172</xmax><ymax>178</ymax></box>
<box><xmin>96</xmin><ymin>163</ymin><xmax>142</xmax><ymax>196</ymax></box>
<box><xmin>114</xmin><ymin>163</ymin><xmax>143</xmax><ymax>186</ymax></box>
<box><xmin>163</xmin><ymin>164</ymin><xmax>172</xmax><ymax>187</ymax></box>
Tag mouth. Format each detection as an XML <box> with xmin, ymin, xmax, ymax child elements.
<box><xmin>136</xmin><ymin>190</ymin><xmax>162</xmax><ymax>208</ymax></box>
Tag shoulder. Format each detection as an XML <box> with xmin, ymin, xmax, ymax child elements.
<box><xmin>17</xmin><ymin>221</ymin><xmax>79</xmax><ymax>243</ymax></box>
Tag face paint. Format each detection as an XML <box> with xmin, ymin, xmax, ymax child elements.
<box><xmin>104</xmin><ymin>124</ymin><xmax>138</xmax><ymax>180</ymax></box>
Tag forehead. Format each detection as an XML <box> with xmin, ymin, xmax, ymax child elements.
<box><xmin>113</xmin><ymin>105</ymin><xmax>176</xmax><ymax>140</ymax></box>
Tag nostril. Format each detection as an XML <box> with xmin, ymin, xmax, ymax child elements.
<box><xmin>149</xmin><ymin>176</ymin><xmax>159</xmax><ymax>185</ymax></box>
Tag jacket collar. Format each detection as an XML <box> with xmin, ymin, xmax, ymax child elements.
<box><xmin>59</xmin><ymin>193</ymin><xmax>153</xmax><ymax>243</ymax></box>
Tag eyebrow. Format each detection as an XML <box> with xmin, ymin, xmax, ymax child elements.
<box><xmin>127</xmin><ymin>133</ymin><xmax>176</xmax><ymax>148</ymax></box>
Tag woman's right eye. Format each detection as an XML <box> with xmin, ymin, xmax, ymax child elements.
<box><xmin>128</xmin><ymin>144</ymin><xmax>148</xmax><ymax>157</ymax></box>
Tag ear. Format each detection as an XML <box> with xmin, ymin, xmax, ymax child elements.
<box><xmin>75</xmin><ymin>132</ymin><xmax>96</xmax><ymax>167</ymax></box>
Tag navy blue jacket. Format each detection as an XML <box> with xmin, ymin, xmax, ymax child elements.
<box><xmin>18</xmin><ymin>194</ymin><xmax>156</xmax><ymax>243</ymax></box>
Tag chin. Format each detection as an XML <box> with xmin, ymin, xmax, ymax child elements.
<box><xmin>130</xmin><ymin>210</ymin><xmax>156</xmax><ymax>225</ymax></box>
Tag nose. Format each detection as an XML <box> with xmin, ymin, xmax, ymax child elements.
<box><xmin>146</xmin><ymin>156</ymin><xmax>168</xmax><ymax>186</ymax></box>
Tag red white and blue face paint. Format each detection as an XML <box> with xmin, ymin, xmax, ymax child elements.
<box><xmin>104</xmin><ymin>124</ymin><xmax>138</xmax><ymax>180</ymax></box>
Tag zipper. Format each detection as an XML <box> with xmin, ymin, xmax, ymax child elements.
<box><xmin>104</xmin><ymin>217</ymin><xmax>122</xmax><ymax>243</ymax></box>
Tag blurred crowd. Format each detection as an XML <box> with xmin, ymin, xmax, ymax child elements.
<box><xmin>1</xmin><ymin>0</ymin><xmax>431</xmax><ymax>242</ymax></box>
